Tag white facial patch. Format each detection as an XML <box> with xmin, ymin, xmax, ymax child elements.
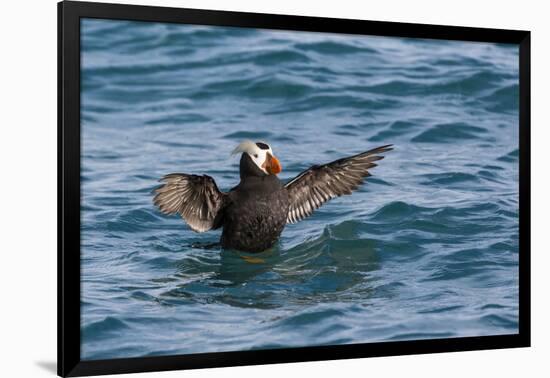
<box><xmin>231</xmin><ymin>140</ymin><xmax>273</xmax><ymax>174</ymax></box>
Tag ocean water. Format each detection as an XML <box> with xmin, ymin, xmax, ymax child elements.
<box><xmin>80</xmin><ymin>18</ymin><xmax>519</xmax><ymax>360</ymax></box>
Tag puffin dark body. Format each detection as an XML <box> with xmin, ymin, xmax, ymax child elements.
<box><xmin>221</xmin><ymin>154</ymin><xmax>289</xmax><ymax>252</ymax></box>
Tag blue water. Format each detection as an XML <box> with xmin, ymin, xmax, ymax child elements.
<box><xmin>80</xmin><ymin>18</ymin><xmax>519</xmax><ymax>360</ymax></box>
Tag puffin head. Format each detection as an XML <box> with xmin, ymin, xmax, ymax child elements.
<box><xmin>232</xmin><ymin>140</ymin><xmax>282</xmax><ymax>176</ymax></box>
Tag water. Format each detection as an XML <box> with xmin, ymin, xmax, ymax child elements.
<box><xmin>80</xmin><ymin>18</ymin><xmax>519</xmax><ymax>360</ymax></box>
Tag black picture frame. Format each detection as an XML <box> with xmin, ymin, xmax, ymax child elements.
<box><xmin>58</xmin><ymin>1</ymin><xmax>531</xmax><ymax>376</ymax></box>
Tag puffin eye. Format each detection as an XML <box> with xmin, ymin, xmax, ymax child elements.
<box><xmin>253</xmin><ymin>154</ymin><xmax>258</xmax><ymax>158</ymax></box>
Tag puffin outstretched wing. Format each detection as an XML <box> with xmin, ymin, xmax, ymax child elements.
<box><xmin>153</xmin><ymin>173</ymin><xmax>226</xmax><ymax>232</ymax></box>
<box><xmin>284</xmin><ymin>145</ymin><xmax>393</xmax><ymax>224</ymax></box>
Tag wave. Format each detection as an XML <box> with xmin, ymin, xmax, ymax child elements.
<box><xmin>223</xmin><ymin>130</ymin><xmax>274</xmax><ymax>139</ymax></box>
<box><xmin>497</xmin><ymin>149</ymin><xmax>519</xmax><ymax>163</ymax></box>
<box><xmin>369</xmin><ymin>120</ymin><xmax>418</xmax><ymax>141</ymax></box>
<box><xmin>82</xmin><ymin>317</ymin><xmax>130</xmax><ymax>342</ymax></box>
<box><xmin>411</xmin><ymin>122</ymin><xmax>488</xmax><ymax>143</ymax></box>
<box><xmin>145</xmin><ymin>113</ymin><xmax>210</xmax><ymax>126</ymax></box>
<box><xmin>277</xmin><ymin>307</ymin><xmax>345</xmax><ymax>326</ymax></box>
<box><xmin>386</xmin><ymin>332</ymin><xmax>455</xmax><ymax>341</ymax></box>
<box><xmin>350</xmin><ymin>71</ymin><xmax>508</xmax><ymax>98</ymax></box>
<box><xmin>430</xmin><ymin>71</ymin><xmax>508</xmax><ymax>94</ymax></box>
<box><xmin>421</xmin><ymin>172</ymin><xmax>480</xmax><ymax>186</ymax></box>
<box><xmin>370</xmin><ymin>201</ymin><xmax>429</xmax><ymax>221</ymax></box>
<box><xmin>265</xmin><ymin>94</ymin><xmax>400</xmax><ymax>115</ymax></box>
<box><xmin>480</xmin><ymin>314</ymin><xmax>518</xmax><ymax>329</ymax></box>
<box><xmin>481</xmin><ymin>84</ymin><xmax>519</xmax><ymax>112</ymax></box>
<box><xmin>198</xmin><ymin>75</ymin><xmax>313</xmax><ymax>100</ymax></box>
<box><xmin>157</xmin><ymin>27</ymin><xmax>257</xmax><ymax>47</ymax></box>
<box><xmin>99</xmin><ymin>208</ymin><xmax>165</xmax><ymax>233</ymax></box>
<box><xmin>294</xmin><ymin>41</ymin><xmax>376</xmax><ymax>55</ymax></box>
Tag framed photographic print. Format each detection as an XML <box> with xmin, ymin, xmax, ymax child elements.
<box><xmin>58</xmin><ymin>0</ymin><xmax>530</xmax><ymax>376</ymax></box>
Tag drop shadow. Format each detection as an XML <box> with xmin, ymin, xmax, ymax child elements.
<box><xmin>35</xmin><ymin>361</ymin><xmax>57</xmax><ymax>374</ymax></box>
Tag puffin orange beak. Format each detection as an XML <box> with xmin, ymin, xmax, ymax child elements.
<box><xmin>263</xmin><ymin>153</ymin><xmax>282</xmax><ymax>175</ymax></box>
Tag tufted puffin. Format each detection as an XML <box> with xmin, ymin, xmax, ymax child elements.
<box><xmin>153</xmin><ymin>141</ymin><xmax>392</xmax><ymax>252</ymax></box>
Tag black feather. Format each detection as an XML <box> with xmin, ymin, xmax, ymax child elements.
<box><xmin>284</xmin><ymin>145</ymin><xmax>393</xmax><ymax>223</ymax></box>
